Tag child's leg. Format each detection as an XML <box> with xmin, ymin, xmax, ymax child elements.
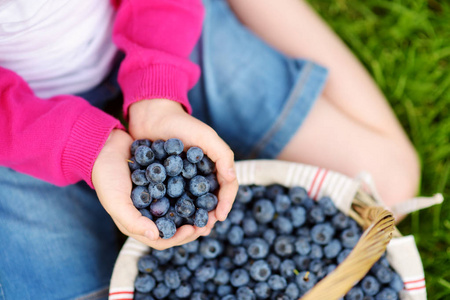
<box><xmin>227</xmin><ymin>0</ymin><xmax>420</xmax><ymax>207</ymax></box>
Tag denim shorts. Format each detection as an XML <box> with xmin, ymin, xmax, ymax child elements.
<box><xmin>189</xmin><ymin>0</ymin><xmax>328</xmax><ymax>160</ymax></box>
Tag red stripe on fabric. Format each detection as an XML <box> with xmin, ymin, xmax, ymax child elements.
<box><xmin>109</xmin><ymin>291</ymin><xmax>134</xmax><ymax>295</ymax></box>
<box><xmin>404</xmin><ymin>278</ymin><xmax>425</xmax><ymax>284</ymax></box>
<box><xmin>405</xmin><ymin>285</ymin><xmax>426</xmax><ymax>291</ymax></box>
<box><xmin>308</xmin><ymin>168</ymin><xmax>322</xmax><ymax>197</ymax></box>
<box><xmin>313</xmin><ymin>169</ymin><xmax>328</xmax><ymax>200</ymax></box>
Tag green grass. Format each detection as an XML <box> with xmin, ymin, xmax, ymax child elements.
<box><xmin>307</xmin><ymin>0</ymin><xmax>450</xmax><ymax>298</ymax></box>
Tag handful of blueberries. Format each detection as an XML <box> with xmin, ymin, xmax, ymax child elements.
<box><xmin>133</xmin><ymin>184</ymin><xmax>403</xmax><ymax>299</ymax></box>
<box><xmin>128</xmin><ymin>138</ymin><xmax>219</xmax><ymax>239</ymax></box>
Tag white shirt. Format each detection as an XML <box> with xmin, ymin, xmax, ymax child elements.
<box><xmin>0</xmin><ymin>0</ymin><xmax>118</xmax><ymax>98</ymax></box>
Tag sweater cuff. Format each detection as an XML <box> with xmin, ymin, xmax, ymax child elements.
<box><xmin>121</xmin><ymin>64</ymin><xmax>195</xmax><ymax>118</ymax></box>
<box><xmin>61</xmin><ymin>107</ymin><xmax>124</xmax><ymax>188</ymax></box>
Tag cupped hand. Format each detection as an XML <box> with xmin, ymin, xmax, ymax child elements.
<box><xmin>128</xmin><ymin>99</ymin><xmax>239</xmax><ymax>238</ymax></box>
<box><xmin>92</xmin><ymin>129</ymin><xmax>215</xmax><ymax>250</ymax></box>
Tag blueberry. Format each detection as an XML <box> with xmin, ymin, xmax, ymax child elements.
<box><xmin>293</xmin><ymin>255</ymin><xmax>311</xmax><ymax>271</ymax></box>
<box><xmin>182</xmin><ymin>159</ymin><xmax>197</xmax><ymax>179</ymax></box>
<box><xmin>252</xmin><ymin>199</ymin><xmax>275</xmax><ymax>224</ymax></box>
<box><xmin>214</xmin><ymin>219</ymin><xmax>231</xmax><ymax>236</ymax></box>
<box><xmin>174</xmin><ymin>282</ymin><xmax>192</xmax><ymax>298</ymax></box>
<box><xmin>228</xmin><ymin>208</ymin><xmax>245</xmax><ymax>225</ymax></box>
<box><xmin>274</xmin><ymin>194</ymin><xmax>291</xmax><ymax>213</ymax></box>
<box><xmin>189</xmin><ymin>175</ymin><xmax>210</xmax><ymax>196</ymax></box>
<box><xmin>361</xmin><ymin>275</ymin><xmax>381</xmax><ymax>296</ymax></box>
<box><xmin>332</xmin><ymin>212</ymin><xmax>350</xmax><ymax>230</ymax></box>
<box><xmin>249</xmin><ymin>260</ymin><xmax>271</xmax><ymax>282</ymax></box>
<box><xmin>155</xmin><ymin>217</ymin><xmax>176</xmax><ymax>239</ymax></box>
<box><xmin>138</xmin><ymin>255</ymin><xmax>159</xmax><ymax>273</ymax></box>
<box><xmin>296</xmin><ymin>227</ymin><xmax>311</xmax><ymax>238</ymax></box>
<box><xmin>214</xmin><ymin>268</ymin><xmax>230</xmax><ymax>286</ymax></box>
<box><xmin>200</xmin><ymin>238</ymin><xmax>223</xmax><ymax>259</ymax></box>
<box><xmin>294</xmin><ymin>237</ymin><xmax>311</xmax><ymax>256</ymax></box>
<box><xmin>195</xmin><ymin>261</ymin><xmax>216</xmax><ymax>282</ymax></box>
<box><xmin>186</xmin><ymin>146</ymin><xmax>204</xmax><ymax>163</ymax></box>
<box><xmin>193</xmin><ymin>208</ymin><xmax>209</xmax><ymax>227</ymax></box>
<box><xmin>389</xmin><ymin>272</ymin><xmax>404</xmax><ymax>292</ymax></box>
<box><xmin>205</xmin><ymin>281</ymin><xmax>217</xmax><ymax>294</ymax></box>
<box><xmin>232</xmin><ymin>246</ymin><xmax>248</xmax><ymax>266</ymax></box>
<box><xmin>289</xmin><ymin>186</ymin><xmax>308</xmax><ymax>204</ymax></box>
<box><xmin>236</xmin><ymin>185</ymin><xmax>253</xmax><ymax>203</ymax></box>
<box><xmin>326</xmin><ymin>264</ymin><xmax>337</xmax><ymax>275</ymax></box>
<box><xmin>219</xmin><ymin>256</ymin><xmax>234</xmax><ymax>270</ymax></box>
<box><xmin>187</xmin><ymin>254</ymin><xmax>204</xmax><ymax>271</ymax></box>
<box><xmin>266</xmin><ymin>253</ymin><xmax>281</xmax><ymax>271</ymax></box>
<box><xmin>134</xmin><ymin>273</ymin><xmax>156</xmax><ymax>293</ymax></box>
<box><xmin>236</xmin><ymin>286</ymin><xmax>256</xmax><ymax>299</ymax></box>
<box><xmin>205</xmin><ymin>173</ymin><xmax>219</xmax><ymax>193</ymax></box>
<box><xmin>165</xmin><ymin>207</ymin><xmax>183</xmax><ymax>227</ymax></box>
<box><xmin>247</xmin><ymin>238</ymin><xmax>269</xmax><ymax>259</ymax></box>
<box><xmin>262</xmin><ymin>228</ymin><xmax>277</xmax><ymax>245</ymax></box>
<box><xmin>296</xmin><ymin>271</ymin><xmax>317</xmax><ymax>292</ymax></box>
<box><xmin>318</xmin><ymin>196</ymin><xmax>338</xmax><ymax>216</ymax></box>
<box><xmin>285</xmin><ymin>282</ymin><xmax>300</xmax><ymax>299</ymax></box>
<box><xmin>146</xmin><ymin>163</ymin><xmax>167</xmax><ymax>184</ymax></box>
<box><xmin>279</xmin><ymin>259</ymin><xmax>296</xmax><ymax>279</ymax></box>
<box><xmin>375</xmin><ymin>287</ymin><xmax>398</xmax><ymax>300</ymax></box>
<box><xmin>311</xmin><ymin>223</ymin><xmax>335</xmax><ymax>245</ymax></box>
<box><xmin>152</xmin><ymin>247</ymin><xmax>174</xmax><ymax>264</ymax></box>
<box><xmin>267</xmin><ymin>274</ymin><xmax>287</xmax><ymax>291</ymax></box>
<box><xmin>128</xmin><ymin>156</ymin><xmax>141</xmax><ymax>172</ymax></box>
<box><xmin>139</xmin><ymin>208</ymin><xmax>153</xmax><ymax>220</ymax></box>
<box><xmin>152</xmin><ymin>282</ymin><xmax>170</xmax><ymax>299</ymax></box>
<box><xmin>230</xmin><ymin>269</ymin><xmax>250</xmax><ymax>287</ymax></box>
<box><xmin>346</xmin><ymin>286</ymin><xmax>364</xmax><ymax>300</ymax></box>
<box><xmin>164</xmin><ymin>138</ymin><xmax>184</xmax><ymax>155</ymax></box>
<box><xmin>309</xmin><ymin>259</ymin><xmax>326</xmax><ymax>278</ymax></box>
<box><xmin>182</xmin><ymin>240</ymin><xmax>199</xmax><ymax>253</ymax></box>
<box><xmin>149</xmin><ymin>182</ymin><xmax>166</xmax><ymax>200</ymax></box>
<box><xmin>251</xmin><ymin>185</ymin><xmax>267</xmax><ymax>199</ymax></box>
<box><xmin>309</xmin><ymin>244</ymin><xmax>324</xmax><ymax>259</ymax></box>
<box><xmin>196</xmin><ymin>155</ymin><xmax>215</xmax><ymax>175</ymax></box>
<box><xmin>164</xmin><ymin>155</ymin><xmax>183</xmax><ymax>177</ymax></box>
<box><xmin>242</xmin><ymin>217</ymin><xmax>258</xmax><ymax>236</ymax></box>
<box><xmin>308</xmin><ymin>205</ymin><xmax>325</xmax><ymax>223</ymax></box>
<box><xmin>174</xmin><ymin>197</ymin><xmax>195</xmax><ymax>218</ymax></box>
<box><xmin>273</xmin><ymin>216</ymin><xmax>293</xmax><ymax>235</ymax></box>
<box><xmin>151</xmin><ymin>139</ymin><xmax>167</xmax><ymax>161</ymax></box>
<box><xmin>190</xmin><ymin>291</ymin><xmax>208</xmax><ymax>300</ymax></box>
<box><xmin>173</xmin><ymin>247</ymin><xmax>189</xmax><ymax>265</ymax></box>
<box><xmin>131</xmin><ymin>186</ymin><xmax>151</xmax><ymax>209</ymax></box>
<box><xmin>177</xmin><ymin>266</ymin><xmax>192</xmax><ymax>281</ymax></box>
<box><xmin>254</xmin><ymin>282</ymin><xmax>271</xmax><ymax>298</ymax></box>
<box><xmin>134</xmin><ymin>292</ymin><xmax>155</xmax><ymax>300</ymax></box>
<box><xmin>131</xmin><ymin>139</ymin><xmax>151</xmax><ymax>155</ymax></box>
<box><xmin>149</xmin><ymin>197</ymin><xmax>170</xmax><ymax>217</ymax></box>
<box><xmin>135</xmin><ymin>145</ymin><xmax>155</xmax><ymax>166</ymax></box>
<box><xmin>196</xmin><ymin>193</ymin><xmax>218</xmax><ymax>212</ymax></box>
<box><xmin>164</xmin><ymin>268</ymin><xmax>181</xmax><ymax>289</ymax></box>
<box><xmin>371</xmin><ymin>263</ymin><xmax>393</xmax><ymax>284</ymax></box>
<box><xmin>341</xmin><ymin>227</ymin><xmax>361</xmax><ymax>248</ymax></box>
<box><xmin>264</xmin><ymin>184</ymin><xmax>285</xmax><ymax>200</ymax></box>
<box><xmin>217</xmin><ymin>285</ymin><xmax>233</xmax><ymax>297</ymax></box>
<box><xmin>151</xmin><ymin>268</ymin><xmax>165</xmax><ymax>282</ymax></box>
<box><xmin>167</xmin><ymin>175</ymin><xmax>185</xmax><ymax>198</ymax></box>
<box><xmin>324</xmin><ymin>239</ymin><xmax>342</xmax><ymax>259</ymax></box>
<box><xmin>274</xmin><ymin>236</ymin><xmax>295</xmax><ymax>257</ymax></box>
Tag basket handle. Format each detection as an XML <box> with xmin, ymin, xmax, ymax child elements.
<box><xmin>300</xmin><ymin>206</ymin><xmax>395</xmax><ymax>300</ymax></box>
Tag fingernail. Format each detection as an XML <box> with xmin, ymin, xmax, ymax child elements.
<box><xmin>145</xmin><ymin>230</ymin><xmax>155</xmax><ymax>240</ymax></box>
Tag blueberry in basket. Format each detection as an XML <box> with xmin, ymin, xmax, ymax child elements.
<box><xmin>133</xmin><ymin>184</ymin><xmax>404</xmax><ymax>299</ymax></box>
<box><xmin>128</xmin><ymin>138</ymin><xmax>218</xmax><ymax>239</ymax></box>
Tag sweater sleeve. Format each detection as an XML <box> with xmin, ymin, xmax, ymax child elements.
<box><xmin>0</xmin><ymin>67</ymin><xmax>123</xmax><ymax>187</ymax></box>
<box><xmin>112</xmin><ymin>0</ymin><xmax>205</xmax><ymax>116</ymax></box>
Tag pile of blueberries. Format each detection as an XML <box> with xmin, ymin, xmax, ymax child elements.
<box><xmin>128</xmin><ymin>138</ymin><xmax>219</xmax><ymax>239</ymax></box>
<box><xmin>133</xmin><ymin>184</ymin><xmax>403</xmax><ymax>299</ymax></box>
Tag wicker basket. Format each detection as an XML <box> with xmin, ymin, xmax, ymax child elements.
<box><xmin>109</xmin><ymin>160</ymin><xmax>434</xmax><ymax>300</ymax></box>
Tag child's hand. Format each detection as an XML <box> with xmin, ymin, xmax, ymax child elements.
<box><xmin>128</xmin><ymin>98</ymin><xmax>239</xmax><ymax>225</ymax></box>
<box><xmin>92</xmin><ymin>129</ymin><xmax>211</xmax><ymax>250</ymax></box>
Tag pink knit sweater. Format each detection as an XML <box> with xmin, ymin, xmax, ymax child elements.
<box><xmin>0</xmin><ymin>0</ymin><xmax>204</xmax><ymax>187</ymax></box>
